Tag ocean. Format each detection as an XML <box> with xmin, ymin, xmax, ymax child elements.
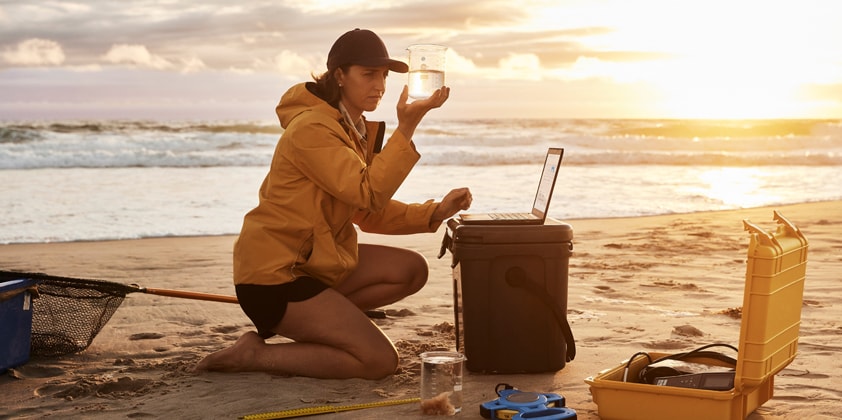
<box><xmin>1</xmin><ymin>119</ymin><xmax>841</xmax><ymax>244</ymax></box>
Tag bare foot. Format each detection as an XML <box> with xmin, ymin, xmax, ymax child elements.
<box><xmin>195</xmin><ymin>331</ymin><xmax>263</xmax><ymax>372</ymax></box>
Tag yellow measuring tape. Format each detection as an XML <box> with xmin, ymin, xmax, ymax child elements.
<box><xmin>239</xmin><ymin>397</ymin><xmax>421</xmax><ymax>419</ymax></box>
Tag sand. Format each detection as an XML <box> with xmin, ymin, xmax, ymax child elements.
<box><xmin>1</xmin><ymin>201</ymin><xmax>840</xmax><ymax>419</ymax></box>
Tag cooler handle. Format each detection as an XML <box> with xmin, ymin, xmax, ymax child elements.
<box><xmin>438</xmin><ymin>223</ymin><xmax>462</xmax><ymax>269</ymax></box>
<box><xmin>438</xmin><ymin>226</ymin><xmax>453</xmax><ymax>260</ymax></box>
<box><xmin>505</xmin><ymin>267</ymin><xmax>576</xmax><ymax>363</ymax></box>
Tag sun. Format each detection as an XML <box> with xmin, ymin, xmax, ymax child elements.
<box><xmin>554</xmin><ymin>0</ymin><xmax>841</xmax><ymax>119</ymax></box>
<box><xmin>650</xmin><ymin>55</ymin><xmax>804</xmax><ymax>119</ymax></box>
<box><xmin>624</xmin><ymin>4</ymin><xmax>821</xmax><ymax>119</ymax></box>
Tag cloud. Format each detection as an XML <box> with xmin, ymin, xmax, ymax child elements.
<box><xmin>272</xmin><ymin>50</ymin><xmax>316</xmax><ymax>76</ymax></box>
<box><xmin>2</xmin><ymin>38</ymin><xmax>65</xmax><ymax>66</ymax></box>
<box><xmin>102</xmin><ymin>44</ymin><xmax>173</xmax><ymax>69</ymax></box>
<box><xmin>2</xmin><ymin>1</ymin><xmax>840</xmax><ymax>119</ymax></box>
<box><xmin>443</xmin><ymin>49</ymin><xmax>477</xmax><ymax>75</ymax></box>
<box><xmin>180</xmin><ymin>56</ymin><xmax>206</xmax><ymax>74</ymax></box>
<box><xmin>562</xmin><ymin>56</ymin><xmax>617</xmax><ymax>81</ymax></box>
<box><xmin>498</xmin><ymin>53</ymin><xmax>542</xmax><ymax>81</ymax></box>
<box><xmin>281</xmin><ymin>0</ymin><xmax>396</xmax><ymax>14</ymax></box>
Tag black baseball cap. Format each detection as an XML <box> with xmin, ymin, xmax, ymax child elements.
<box><xmin>327</xmin><ymin>28</ymin><xmax>409</xmax><ymax>73</ymax></box>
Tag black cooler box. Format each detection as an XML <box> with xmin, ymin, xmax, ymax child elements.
<box><xmin>440</xmin><ymin>217</ymin><xmax>575</xmax><ymax>373</ymax></box>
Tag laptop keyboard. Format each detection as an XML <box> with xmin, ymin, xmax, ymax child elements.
<box><xmin>489</xmin><ymin>212</ymin><xmax>531</xmax><ymax>220</ymax></box>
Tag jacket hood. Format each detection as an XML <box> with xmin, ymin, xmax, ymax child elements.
<box><xmin>275</xmin><ymin>82</ymin><xmax>340</xmax><ymax>129</ymax></box>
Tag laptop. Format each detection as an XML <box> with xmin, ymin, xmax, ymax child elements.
<box><xmin>459</xmin><ymin>147</ymin><xmax>563</xmax><ymax>225</ymax></box>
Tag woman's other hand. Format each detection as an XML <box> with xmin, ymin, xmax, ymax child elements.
<box><xmin>430</xmin><ymin>187</ymin><xmax>472</xmax><ymax>226</ymax></box>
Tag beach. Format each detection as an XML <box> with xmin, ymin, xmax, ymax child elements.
<box><xmin>5</xmin><ymin>2</ymin><xmax>842</xmax><ymax>417</ymax></box>
<box><xmin>1</xmin><ymin>200</ymin><xmax>839</xmax><ymax>419</ymax></box>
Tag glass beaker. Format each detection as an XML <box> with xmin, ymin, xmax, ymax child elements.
<box><xmin>419</xmin><ymin>351</ymin><xmax>465</xmax><ymax>415</ymax></box>
<box><xmin>407</xmin><ymin>44</ymin><xmax>447</xmax><ymax>100</ymax></box>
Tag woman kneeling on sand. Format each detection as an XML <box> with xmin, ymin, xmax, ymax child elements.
<box><xmin>195</xmin><ymin>29</ymin><xmax>471</xmax><ymax>379</ymax></box>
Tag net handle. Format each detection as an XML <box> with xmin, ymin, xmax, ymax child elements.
<box><xmin>1</xmin><ymin>270</ymin><xmax>238</xmax><ymax>304</ymax></box>
<box><xmin>138</xmin><ymin>287</ymin><xmax>238</xmax><ymax>304</ymax></box>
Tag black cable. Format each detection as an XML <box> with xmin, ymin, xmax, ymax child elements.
<box><xmin>638</xmin><ymin>343</ymin><xmax>738</xmax><ymax>384</ymax></box>
<box><xmin>623</xmin><ymin>352</ymin><xmax>652</xmax><ymax>382</ymax></box>
<box><xmin>647</xmin><ymin>343</ymin><xmax>738</xmax><ymax>366</ymax></box>
<box><xmin>495</xmin><ymin>383</ymin><xmax>515</xmax><ymax>396</ymax></box>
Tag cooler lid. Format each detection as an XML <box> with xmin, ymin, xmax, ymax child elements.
<box><xmin>447</xmin><ymin>217</ymin><xmax>573</xmax><ymax>245</ymax></box>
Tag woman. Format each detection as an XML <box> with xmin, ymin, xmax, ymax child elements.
<box><xmin>196</xmin><ymin>29</ymin><xmax>472</xmax><ymax>379</ymax></box>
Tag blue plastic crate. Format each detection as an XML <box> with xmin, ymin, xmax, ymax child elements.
<box><xmin>1</xmin><ymin>278</ymin><xmax>37</xmax><ymax>371</ymax></box>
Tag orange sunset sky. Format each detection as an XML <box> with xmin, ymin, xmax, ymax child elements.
<box><xmin>1</xmin><ymin>0</ymin><xmax>841</xmax><ymax>121</ymax></box>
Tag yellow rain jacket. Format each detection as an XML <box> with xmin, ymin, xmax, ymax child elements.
<box><xmin>233</xmin><ymin>83</ymin><xmax>440</xmax><ymax>287</ymax></box>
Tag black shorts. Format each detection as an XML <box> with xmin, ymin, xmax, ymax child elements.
<box><xmin>235</xmin><ymin>276</ymin><xmax>329</xmax><ymax>339</ymax></box>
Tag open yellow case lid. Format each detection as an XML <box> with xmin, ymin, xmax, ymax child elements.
<box><xmin>736</xmin><ymin>211</ymin><xmax>808</xmax><ymax>391</ymax></box>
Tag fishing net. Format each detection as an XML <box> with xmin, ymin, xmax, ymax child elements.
<box><xmin>31</xmin><ymin>277</ymin><xmax>130</xmax><ymax>357</ymax></box>
<box><xmin>0</xmin><ymin>271</ymin><xmax>132</xmax><ymax>357</ymax></box>
<box><xmin>1</xmin><ymin>270</ymin><xmax>238</xmax><ymax>358</ymax></box>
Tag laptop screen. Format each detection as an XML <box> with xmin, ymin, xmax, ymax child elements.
<box><xmin>531</xmin><ymin>148</ymin><xmax>564</xmax><ymax>217</ymax></box>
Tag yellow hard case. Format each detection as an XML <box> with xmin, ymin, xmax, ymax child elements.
<box><xmin>585</xmin><ymin>211</ymin><xmax>808</xmax><ymax>420</ymax></box>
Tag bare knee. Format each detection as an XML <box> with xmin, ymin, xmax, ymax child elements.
<box><xmin>359</xmin><ymin>343</ymin><xmax>399</xmax><ymax>379</ymax></box>
<box><xmin>404</xmin><ymin>249</ymin><xmax>429</xmax><ymax>295</ymax></box>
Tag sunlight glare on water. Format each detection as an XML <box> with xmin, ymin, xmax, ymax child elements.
<box><xmin>695</xmin><ymin>168</ymin><xmax>770</xmax><ymax>208</ymax></box>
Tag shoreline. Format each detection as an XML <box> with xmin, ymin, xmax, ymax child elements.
<box><xmin>0</xmin><ymin>200</ymin><xmax>840</xmax><ymax>419</ymax></box>
<box><xmin>3</xmin><ymin>198</ymin><xmax>841</xmax><ymax>247</ymax></box>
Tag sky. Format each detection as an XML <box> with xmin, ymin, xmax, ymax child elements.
<box><xmin>1</xmin><ymin>0</ymin><xmax>842</xmax><ymax>122</ymax></box>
